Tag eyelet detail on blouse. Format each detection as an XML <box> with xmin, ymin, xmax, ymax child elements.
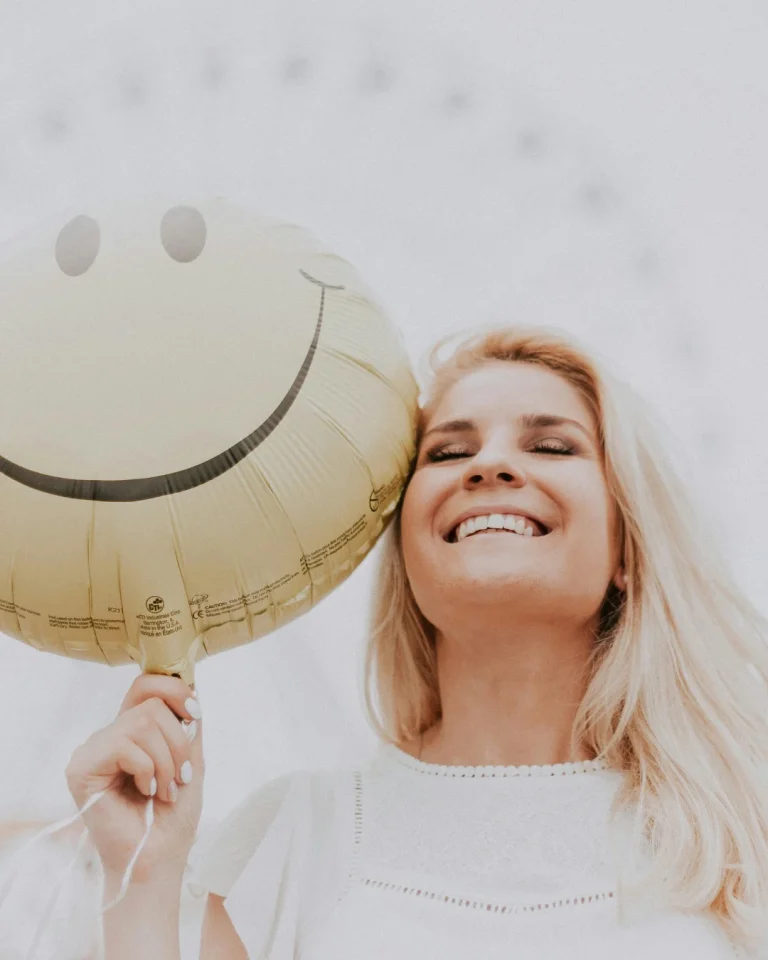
<box><xmin>383</xmin><ymin>743</ymin><xmax>613</xmax><ymax>778</ymax></box>
<box><xmin>360</xmin><ymin>876</ymin><xmax>616</xmax><ymax>913</ymax></box>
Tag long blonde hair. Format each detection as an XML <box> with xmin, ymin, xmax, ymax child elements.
<box><xmin>363</xmin><ymin>323</ymin><xmax>768</xmax><ymax>950</ymax></box>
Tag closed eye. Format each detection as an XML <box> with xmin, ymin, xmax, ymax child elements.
<box><xmin>534</xmin><ymin>440</ymin><xmax>575</xmax><ymax>455</ymax></box>
<box><xmin>426</xmin><ymin>446</ymin><xmax>471</xmax><ymax>463</ymax></box>
<box><xmin>425</xmin><ymin>440</ymin><xmax>575</xmax><ymax>463</ymax></box>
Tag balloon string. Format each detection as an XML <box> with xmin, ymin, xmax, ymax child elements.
<box><xmin>100</xmin><ymin>793</ymin><xmax>155</xmax><ymax>913</ymax></box>
<box><xmin>0</xmin><ymin>788</ymin><xmax>107</xmax><ymax>914</ymax></box>
<box><xmin>25</xmin><ymin>827</ymin><xmax>90</xmax><ymax>960</ymax></box>
<box><xmin>0</xmin><ymin>786</ymin><xmax>155</xmax><ymax>957</ymax></box>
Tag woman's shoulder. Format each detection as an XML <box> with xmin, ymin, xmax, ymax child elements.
<box><xmin>214</xmin><ymin>746</ymin><xmax>374</xmax><ymax>820</ymax></box>
<box><xmin>185</xmin><ymin>750</ymin><xmax>376</xmax><ymax>901</ymax></box>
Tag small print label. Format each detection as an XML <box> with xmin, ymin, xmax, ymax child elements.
<box><xmin>369</xmin><ymin>476</ymin><xmax>402</xmax><ymax>512</ymax></box>
<box><xmin>0</xmin><ymin>599</ymin><xmax>41</xmax><ymax>619</ymax></box>
<box><xmin>300</xmin><ymin>514</ymin><xmax>367</xmax><ymax>572</ymax></box>
<box><xmin>48</xmin><ymin>615</ymin><xmax>125</xmax><ymax>631</ymax></box>
<box><xmin>202</xmin><ymin>570</ymin><xmax>304</xmax><ymax>618</ymax></box>
<box><xmin>0</xmin><ymin>597</ymin><xmax>123</xmax><ymax>629</ymax></box>
<box><xmin>136</xmin><ymin>609</ymin><xmax>183</xmax><ymax>638</ymax></box>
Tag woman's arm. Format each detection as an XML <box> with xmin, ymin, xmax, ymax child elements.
<box><xmin>102</xmin><ymin>871</ymin><xmax>184</xmax><ymax>960</ymax></box>
<box><xmin>200</xmin><ymin>894</ymin><xmax>248</xmax><ymax>959</ymax></box>
<box><xmin>102</xmin><ymin>876</ymin><xmax>248</xmax><ymax>960</ymax></box>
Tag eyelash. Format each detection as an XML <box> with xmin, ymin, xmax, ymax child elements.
<box><xmin>426</xmin><ymin>440</ymin><xmax>576</xmax><ymax>462</ymax></box>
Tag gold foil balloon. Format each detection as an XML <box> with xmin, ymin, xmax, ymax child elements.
<box><xmin>0</xmin><ymin>197</ymin><xmax>418</xmax><ymax>684</ymax></box>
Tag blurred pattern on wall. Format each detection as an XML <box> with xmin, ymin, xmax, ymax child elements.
<box><xmin>1</xmin><ymin>1</ymin><xmax>767</xmax><ymax>955</ymax></box>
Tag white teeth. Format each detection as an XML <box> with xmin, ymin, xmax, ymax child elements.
<box><xmin>453</xmin><ymin>514</ymin><xmax>543</xmax><ymax>543</ymax></box>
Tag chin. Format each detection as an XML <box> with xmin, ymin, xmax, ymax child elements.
<box><xmin>430</xmin><ymin>569</ymin><xmax>550</xmax><ymax>606</ymax></box>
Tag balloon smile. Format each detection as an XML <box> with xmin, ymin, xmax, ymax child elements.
<box><xmin>0</xmin><ymin>270</ymin><xmax>341</xmax><ymax>502</ymax></box>
<box><xmin>0</xmin><ymin>195</ymin><xmax>419</xmax><ymax>687</ymax></box>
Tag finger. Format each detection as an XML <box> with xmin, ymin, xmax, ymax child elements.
<box><xmin>142</xmin><ymin>697</ymin><xmax>199</xmax><ymax>788</ymax></box>
<box><xmin>181</xmin><ymin>710</ymin><xmax>204</xmax><ymax>785</ymax></box>
<box><xmin>184</xmin><ymin>711</ymin><xmax>203</xmax><ymax>765</ymax></box>
<box><xmin>66</xmin><ymin>735</ymin><xmax>156</xmax><ymax>808</ymax></box>
<box><xmin>128</xmin><ymin>719</ymin><xmax>177</xmax><ymax>804</ymax></box>
<box><xmin>118</xmin><ymin>674</ymin><xmax>201</xmax><ymax>725</ymax></box>
<box><xmin>114</xmin><ymin>740</ymin><xmax>158</xmax><ymax>798</ymax></box>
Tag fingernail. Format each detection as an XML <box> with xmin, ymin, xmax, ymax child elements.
<box><xmin>185</xmin><ymin>697</ymin><xmax>202</xmax><ymax>720</ymax></box>
<box><xmin>149</xmin><ymin>777</ymin><xmax>157</xmax><ymax>797</ymax></box>
<box><xmin>180</xmin><ymin>761</ymin><xmax>193</xmax><ymax>785</ymax></box>
<box><xmin>183</xmin><ymin>720</ymin><xmax>198</xmax><ymax>742</ymax></box>
<box><xmin>191</xmin><ymin>687</ymin><xmax>199</xmax><ymax>701</ymax></box>
<box><xmin>169</xmin><ymin>780</ymin><xmax>178</xmax><ymax>803</ymax></box>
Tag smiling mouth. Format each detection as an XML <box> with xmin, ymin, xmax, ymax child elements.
<box><xmin>445</xmin><ymin>519</ymin><xmax>550</xmax><ymax>543</ymax></box>
<box><xmin>446</xmin><ymin>529</ymin><xmax>550</xmax><ymax>544</ymax></box>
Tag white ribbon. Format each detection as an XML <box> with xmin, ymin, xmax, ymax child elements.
<box><xmin>0</xmin><ymin>787</ymin><xmax>156</xmax><ymax>960</ymax></box>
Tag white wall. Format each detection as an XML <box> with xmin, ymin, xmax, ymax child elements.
<box><xmin>0</xmin><ymin>2</ymin><xmax>766</xmax><ymax>954</ymax></box>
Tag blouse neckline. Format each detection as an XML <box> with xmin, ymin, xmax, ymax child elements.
<box><xmin>380</xmin><ymin>741</ymin><xmax>617</xmax><ymax>779</ymax></box>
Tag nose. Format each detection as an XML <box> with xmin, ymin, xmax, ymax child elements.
<box><xmin>461</xmin><ymin>452</ymin><xmax>525</xmax><ymax>489</ymax></box>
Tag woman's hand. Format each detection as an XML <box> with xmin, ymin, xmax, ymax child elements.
<box><xmin>65</xmin><ymin>673</ymin><xmax>204</xmax><ymax>885</ymax></box>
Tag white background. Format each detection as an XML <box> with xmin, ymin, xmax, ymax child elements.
<box><xmin>0</xmin><ymin>1</ymin><xmax>766</xmax><ymax>953</ymax></box>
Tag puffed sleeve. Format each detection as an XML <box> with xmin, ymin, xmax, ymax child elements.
<box><xmin>184</xmin><ymin>770</ymin><xmax>314</xmax><ymax>959</ymax></box>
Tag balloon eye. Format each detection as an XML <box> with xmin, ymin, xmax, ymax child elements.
<box><xmin>160</xmin><ymin>206</ymin><xmax>207</xmax><ymax>263</ymax></box>
<box><xmin>55</xmin><ymin>215</ymin><xmax>101</xmax><ymax>277</ymax></box>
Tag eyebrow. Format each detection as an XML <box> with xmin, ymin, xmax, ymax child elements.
<box><xmin>421</xmin><ymin>414</ymin><xmax>593</xmax><ymax>442</ymax></box>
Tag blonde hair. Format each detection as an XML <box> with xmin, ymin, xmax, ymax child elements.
<box><xmin>363</xmin><ymin>323</ymin><xmax>768</xmax><ymax>950</ymax></box>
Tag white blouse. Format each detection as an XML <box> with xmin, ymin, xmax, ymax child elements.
<box><xmin>185</xmin><ymin>743</ymin><xmax>747</xmax><ymax>959</ymax></box>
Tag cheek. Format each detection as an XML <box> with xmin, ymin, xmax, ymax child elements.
<box><xmin>399</xmin><ymin>494</ymin><xmax>425</xmax><ymax>567</ymax></box>
<box><xmin>399</xmin><ymin>477</ymin><xmax>440</xmax><ymax>569</ymax></box>
<box><xmin>562</xmin><ymin>470</ymin><xmax>615</xmax><ymax>538</ymax></box>
<box><xmin>570</xmin><ymin>493</ymin><xmax>618</xmax><ymax>567</ymax></box>
<box><xmin>400</xmin><ymin>473</ymin><xmax>434</xmax><ymax>534</ymax></box>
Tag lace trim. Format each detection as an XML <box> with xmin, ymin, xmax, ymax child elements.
<box><xmin>383</xmin><ymin>743</ymin><xmax>612</xmax><ymax>778</ymax></box>
<box><xmin>351</xmin><ymin>763</ymin><xmax>617</xmax><ymax>917</ymax></box>
<box><xmin>336</xmin><ymin>769</ymin><xmax>364</xmax><ymax>905</ymax></box>
<box><xmin>360</xmin><ymin>875</ymin><xmax>615</xmax><ymax>914</ymax></box>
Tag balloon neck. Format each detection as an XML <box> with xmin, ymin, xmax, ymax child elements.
<box><xmin>142</xmin><ymin>663</ymin><xmax>195</xmax><ymax>685</ymax></box>
<box><xmin>172</xmin><ymin>664</ymin><xmax>195</xmax><ymax>686</ymax></box>
<box><xmin>140</xmin><ymin>634</ymin><xmax>202</xmax><ymax>686</ymax></box>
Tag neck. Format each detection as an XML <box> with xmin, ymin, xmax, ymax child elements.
<box><xmin>418</xmin><ymin>618</ymin><xmax>598</xmax><ymax>768</ymax></box>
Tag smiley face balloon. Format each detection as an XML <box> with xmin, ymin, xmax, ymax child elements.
<box><xmin>0</xmin><ymin>198</ymin><xmax>418</xmax><ymax>684</ymax></box>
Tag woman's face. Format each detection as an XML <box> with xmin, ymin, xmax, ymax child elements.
<box><xmin>400</xmin><ymin>361</ymin><xmax>622</xmax><ymax>630</ymax></box>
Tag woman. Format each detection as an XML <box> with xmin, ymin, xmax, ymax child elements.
<box><xmin>66</xmin><ymin>325</ymin><xmax>768</xmax><ymax>959</ymax></box>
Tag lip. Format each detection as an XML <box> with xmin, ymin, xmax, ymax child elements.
<box><xmin>443</xmin><ymin>507</ymin><xmax>550</xmax><ymax>542</ymax></box>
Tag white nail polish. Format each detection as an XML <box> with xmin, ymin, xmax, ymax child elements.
<box><xmin>169</xmin><ymin>780</ymin><xmax>178</xmax><ymax>803</ymax></box>
<box><xmin>184</xmin><ymin>720</ymin><xmax>198</xmax><ymax>742</ymax></box>
<box><xmin>149</xmin><ymin>777</ymin><xmax>157</xmax><ymax>797</ymax></box>
<box><xmin>185</xmin><ymin>697</ymin><xmax>202</xmax><ymax>720</ymax></box>
<box><xmin>180</xmin><ymin>761</ymin><xmax>193</xmax><ymax>785</ymax></box>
